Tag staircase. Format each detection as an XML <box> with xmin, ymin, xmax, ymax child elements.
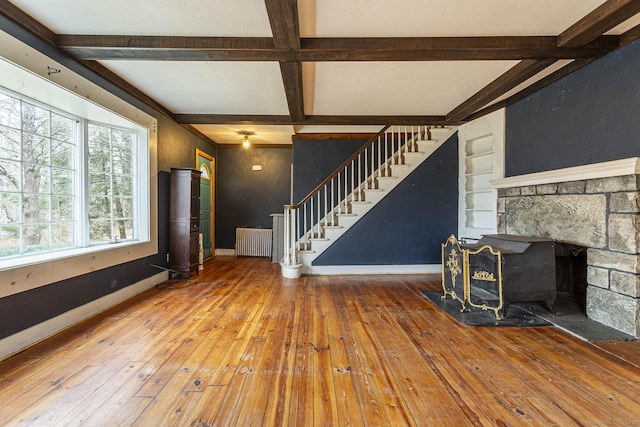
<box><xmin>281</xmin><ymin>125</ymin><xmax>458</xmax><ymax>278</ymax></box>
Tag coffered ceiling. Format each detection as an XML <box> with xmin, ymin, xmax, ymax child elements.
<box><xmin>1</xmin><ymin>0</ymin><xmax>640</xmax><ymax>145</ymax></box>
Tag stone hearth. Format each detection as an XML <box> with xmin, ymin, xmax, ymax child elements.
<box><xmin>492</xmin><ymin>158</ymin><xmax>640</xmax><ymax>337</ymax></box>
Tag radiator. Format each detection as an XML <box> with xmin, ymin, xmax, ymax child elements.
<box><xmin>235</xmin><ymin>228</ymin><xmax>273</xmax><ymax>258</ymax></box>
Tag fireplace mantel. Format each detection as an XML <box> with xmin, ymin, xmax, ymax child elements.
<box><xmin>491</xmin><ymin>157</ymin><xmax>640</xmax><ymax>189</ymax></box>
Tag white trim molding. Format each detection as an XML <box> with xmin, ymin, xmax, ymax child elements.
<box><xmin>491</xmin><ymin>157</ymin><xmax>640</xmax><ymax>188</ymax></box>
<box><xmin>305</xmin><ymin>264</ymin><xmax>442</xmax><ymax>276</ymax></box>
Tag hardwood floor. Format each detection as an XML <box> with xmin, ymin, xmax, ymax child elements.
<box><xmin>1</xmin><ymin>256</ymin><xmax>639</xmax><ymax>426</ymax></box>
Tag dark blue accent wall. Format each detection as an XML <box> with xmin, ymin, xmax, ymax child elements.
<box><xmin>216</xmin><ymin>147</ymin><xmax>292</xmax><ymax>249</ymax></box>
<box><xmin>505</xmin><ymin>39</ymin><xmax>640</xmax><ymax>176</ymax></box>
<box><xmin>313</xmin><ymin>133</ymin><xmax>459</xmax><ymax>265</ymax></box>
<box><xmin>293</xmin><ymin>138</ymin><xmax>369</xmax><ymax>203</ymax></box>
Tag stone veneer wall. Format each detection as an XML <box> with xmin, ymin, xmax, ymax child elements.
<box><xmin>497</xmin><ymin>175</ymin><xmax>640</xmax><ymax>337</ymax></box>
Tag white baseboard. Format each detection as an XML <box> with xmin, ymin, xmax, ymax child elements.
<box><xmin>215</xmin><ymin>249</ymin><xmax>236</xmax><ymax>256</ymax></box>
<box><xmin>0</xmin><ymin>271</ymin><xmax>168</xmax><ymax>362</ymax></box>
<box><xmin>304</xmin><ymin>264</ymin><xmax>442</xmax><ymax>275</ymax></box>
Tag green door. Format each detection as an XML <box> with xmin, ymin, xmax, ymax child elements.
<box><xmin>196</xmin><ymin>151</ymin><xmax>214</xmax><ymax>259</ymax></box>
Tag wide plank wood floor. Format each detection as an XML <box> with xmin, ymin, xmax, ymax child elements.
<box><xmin>1</xmin><ymin>256</ymin><xmax>640</xmax><ymax>426</ymax></box>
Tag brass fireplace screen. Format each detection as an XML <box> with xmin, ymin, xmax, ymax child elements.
<box><xmin>441</xmin><ymin>234</ymin><xmax>504</xmax><ymax>319</ymax></box>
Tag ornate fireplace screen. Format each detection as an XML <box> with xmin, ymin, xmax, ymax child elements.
<box><xmin>465</xmin><ymin>244</ymin><xmax>504</xmax><ymax>319</ymax></box>
<box><xmin>441</xmin><ymin>234</ymin><xmax>467</xmax><ymax>311</ymax></box>
<box><xmin>441</xmin><ymin>235</ymin><xmax>504</xmax><ymax>320</ymax></box>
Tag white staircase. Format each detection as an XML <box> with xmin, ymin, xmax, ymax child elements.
<box><xmin>281</xmin><ymin>125</ymin><xmax>457</xmax><ymax>278</ymax></box>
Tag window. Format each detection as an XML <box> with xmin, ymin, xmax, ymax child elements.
<box><xmin>0</xmin><ymin>86</ymin><xmax>148</xmax><ymax>266</ymax></box>
<box><xmin>88</xmin><ymin>123</ymin><xmax>135</xmax><ymax>243</ymax></box>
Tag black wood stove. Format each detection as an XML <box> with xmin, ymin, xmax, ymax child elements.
<box><xmin>464</xmin><ymin>234</ymin><xmax>556</xmax><ymax>317</ymax></box>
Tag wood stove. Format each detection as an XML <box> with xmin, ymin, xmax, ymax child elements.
<box><xmin>464</xmin><ymin>234</ymin><xmax>557</xmax><ymax>318</ymax></box>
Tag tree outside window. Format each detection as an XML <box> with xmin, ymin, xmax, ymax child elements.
<box><xmin>0</xmin><ymin>90</ymin><xmax>137</xmax><ymax>259</ymax></box>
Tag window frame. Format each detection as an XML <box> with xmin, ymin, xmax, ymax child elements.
<box><xmin>0</xmin><ymin>60</ymin><xmax>151</xmax><ymax>273</ymax></box>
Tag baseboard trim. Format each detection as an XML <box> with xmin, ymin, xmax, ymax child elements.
<box><xmin>215</xmin><ymin>249</ymin><xmax>236</xmax><ymax>256</ymax></box>
<box><xmin>0</xmin><ymin>271</ymin><xmax>168</xmax><ymax>362</ymax></box>
<box><xmin>305</xmin><ymin>264</ymin><xmax>441</xmax><ymax>275</ymax></box>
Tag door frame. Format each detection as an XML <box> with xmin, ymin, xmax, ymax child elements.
<box><xmin>196</xmin><ymin>149</ymin><xmax>215</xmax><ymax>258</ymax></box>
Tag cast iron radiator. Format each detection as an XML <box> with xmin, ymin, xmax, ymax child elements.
<box><xmin>235</xmin><ymin>228</ymin><xmax>273</xmax><ymax>258</ymax></box>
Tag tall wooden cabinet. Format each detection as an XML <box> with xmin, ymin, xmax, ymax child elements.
<box><xmin>169</xmin><ymin>168</ymin><xmax>202</xmax><ymax>277</ymax></box>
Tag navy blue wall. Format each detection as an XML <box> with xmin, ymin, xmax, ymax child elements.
<box><xmin>506</xmin><ymin>39</ymin><xmax>640</xmax><ymax>176</ymax></box>
<box><xmin>216</xmin><ymin>147</ymin><xmax>292</xmax><ymax>249</ymax></box>
<box><xmin>293</xmin><ymin>138</ymin><xmax>369</xmax><ymax>203</ymax></box>
<box><xmin>313</xmin><ymin>133</ymin><xmax>459</xmax><ymax>265</ymax></box>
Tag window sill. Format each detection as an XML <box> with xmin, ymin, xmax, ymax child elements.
<box><xmin>0</xmin><ymin>240</ymin><xmax>150</xmax><ymax>273</ymax></box>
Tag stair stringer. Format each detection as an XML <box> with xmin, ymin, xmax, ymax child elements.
<box><xmin>297</xmin><ymin>127</ymin><xmax>457</xmax><ymax>275</ymax></box>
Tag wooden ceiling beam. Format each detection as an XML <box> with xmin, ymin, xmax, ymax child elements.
<box><xmin>279</xmin><ymin>61</ymin><xmax>305</xmax><ymax>123</ymax></box>
<box><xmin>446</xmin><ymin>59</ymin><xmax>557</xmax><ymax>122</ymax></box>
<box><xmin>174</xmin><ymin>114</ymin><xmax>454</xmax><ymax>126</ymax></box>
<box><xmin>264</xmin><ymin>0</ymin><xmax>300</xmax><ymax>50</ymax></box>
<box><xmin>558</xmin><ymin>0</ymin><xmax>640</xmax><ymax>47</ymax></box>
<box><xmin>263</xmin><ymin>0</ymin><xmax>305</xmax><ymax>125</ymax></box>
<box><xmin>56</xmin><ymin>34</ymin><xmax>619</xmax><ymax>61</ymax></box>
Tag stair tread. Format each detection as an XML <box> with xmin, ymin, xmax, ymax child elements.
<box><xmin>309</xmin><ymin>237</ymin><xmax>329</xmax><ymax>241</ymax></box>
<box><xmin>323</xmin><ymin>225</ymin><xmax>343</xmax><ymax>229</ymax></box>
<box><xmin>297</xmin><ymin>250</ymin><xmax>315</xmax><ymax>254</ymax></box>
<box><xmin>351</xmin><ymin>201</ymin><xmax>371</xmax><ymax>204</ymax></box>
<box><xmin>364</xmin><ymin>188</ymin><xmax>385</xmax><ymax>192</ymax></box>
<box><xmin>337</xmin><ymin>213</ymin><xmax>357</xmax><ymax>217</ymax></box>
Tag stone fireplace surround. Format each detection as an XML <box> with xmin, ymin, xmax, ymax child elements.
<box><xmin>491</xmin><ymin>158</ymin><xmax>640</xmax><ymax>338</ymax></box>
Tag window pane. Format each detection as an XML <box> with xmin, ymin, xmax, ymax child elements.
<box><xmin>89</xmin><ymin>220</ymin><xmax>112</xmax><ymax>242</ymax></box>
<box><xmin>113</xmin><ymin>173</ymin><xmax>132</xmax><ymax>196</ymax></box>
<box><xmin>23</xmin><ymin>133</ymin><xmax>50</xmax><ymax>165</ymax></box>
<box><xmin>88</xmin><ymin>123</ymin><xmax>109</xmax><ymax>147</ymax></box>
<box><xmin>89</xmin><ymin>172</ymin><xmax>111</xmax><ymax>195</ymax></box>
<box><xmin>113</xmin><ymin>197</ymin><xmax>132</xmax><ymax>219</ymax></box>
<box><xmin>88</xmin><ymin>146</ymin><xmax>112</xmax><ymax>173</ymax></box>
<box><xmin>0</xmin><ymin>93</ymin><xmax>20</xmax><ymax>129</ymax></box>
<box><xmin>23</xmin><ymin>163</ymin><xmax>50</xmax><ymax>193</ymax></box>
<box><xmin>22</xmin><ymin>103</ymin><xmax>49</xmax><ymax>137</ymax></box>
<box><xmin>0</xmin><ymin>225</ymin><xmax>20</xmax><ymax>256</ymax></box>
<box><xmin>51</xmin><ymin>222</ymin><xmax>74</xmax><ymax>247</ymax></box>
<box><xmin>0</xmin><ymin>126</ymin><xmax>20</xmax><ymax>160</ymax></box>
<box><xmin>23</xmin><ymin>194</ymin><xmax>49</xmax><ymax>222</ymax></box>
<box><xmin>0</xmin><ymin>160</ymin><xmax>20</xmax><ymax>191</ymax></box>
<box><xmin>23</xmin><ymin>223</ymin><xmax>48</xmax><ymax>253</ymax></box>
<box><xmin>112</xmin><ymin>129</ymin><xmax>132</xmax><ymax>154</ymax></box>
<box><xmin>52</xmin><ymin>168</ymin><xmax>74</xmax><ymax>195</ymax></box>
<box><xmin>52</xmin><ymin>195</ymin><xmax>73</xmax><ymax>221</ymax></box>
<box><xmin>89</xmin><ymin>196</ymin><xmax>111</xmax><ymax>219</ymax></box>
<box><xmin>51</xmin><ymin>113</ymin><xmax>74</xmax><ymax>143</ymax></box>
<box><xmin>113</xmin><ymin>219</ymin><xmax>132</xmax><ymax>240</ymax></box>
<box><xmin>52</xmin><ymin>141</ymin><xmax>74</xmax><ymax>169</ymax></box>
<box><xmin>0</xmin><ymin>192</ymin><xmax>19</xmax><ymax>223</ymax></box>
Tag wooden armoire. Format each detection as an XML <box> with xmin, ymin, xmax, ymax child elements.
<box><xmin>168</xmin><ymin>168</ymin><xmax>201</xmax><ymax>277</ymax></box>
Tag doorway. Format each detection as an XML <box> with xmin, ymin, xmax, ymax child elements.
<box><xmin>196</xmin><ymin>150</ymin><xmax>214</xmax><ymax>259</ymax></box>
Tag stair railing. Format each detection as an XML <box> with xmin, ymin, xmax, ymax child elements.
<box><xmin>282</xmin><ymin>125</ymin><xmax>434</xmax><ymax>268</ymax></box>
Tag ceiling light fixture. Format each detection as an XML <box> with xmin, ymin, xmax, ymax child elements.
<box><xmin>242</xmin><ymin>134</ymin><xmax>251</xmax><ymax>149</ymax></box>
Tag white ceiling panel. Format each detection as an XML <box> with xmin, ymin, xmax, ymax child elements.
<box><xmin>307</xmin><ymin>61</ymin><xmax>519</xmax><ymax>116</ymax></box>
<box><xmin>299</xmin><ymin>0</ymin><xmax>607</xmax><ymax>37</ymax></box>
<box><xmin>192</xmin><ymin>124</ymin><xmax>295</xmax><ymax>145</ymax></box>
<box><xmin>100</xmin><ymin>61</ymin><xmax>290</xmax><ymax>115</ymax></box>
<box><xmin>9</xmin><ymin>0</ymin><xmax>272</xmax><ymax>36</ymax></box>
